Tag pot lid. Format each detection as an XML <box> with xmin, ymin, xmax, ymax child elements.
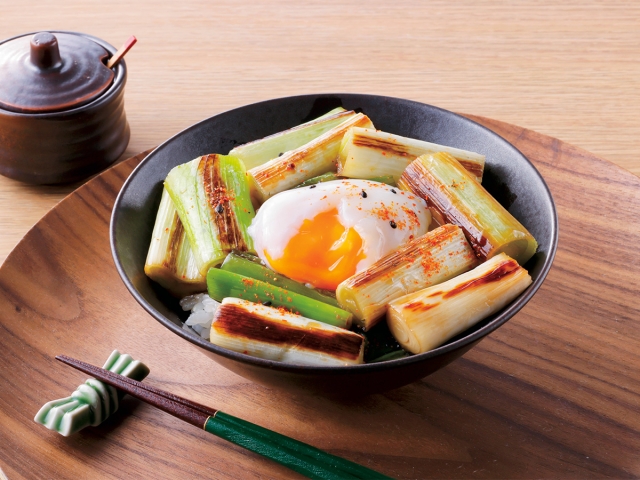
<box><xmin>0</xmin><ymin>32</ymin><xmax>114</xmax><ymax>114</ymax></box>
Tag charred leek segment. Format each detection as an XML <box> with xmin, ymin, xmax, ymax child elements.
<box><xmin>144</xmin><ymin>188</ymin><xmax>206</xmax><ymax>297</ymax></box>
<box><xmin>336</xmin><ymin>224</ymin><xmax>478</xmax><ymax>330</ymax></box>
<box><xmin>387</xmin><ymin>253</ymin><xmax>532</xmax><ymax>354</ymax></box>
<box><xmin>164</xmin><ymin>158</ymin><xmax>212</xmax><ymax>273</ymax></box>
<box><xmin>207</xmin><ymin>269</ymin><xmax>352</xmax><ymax>329</ymax></box>
<box><xmin>398</xmin><ymin>152</ymin><xmax>538</xmax><ymax>265</ymax></box>
<box><xmin>198</xmin><ymin>153</ymin><xmax>256</xmax><ymax>253</ymax></box>
<box><xmin>221</xmin><ymin>252</ymin><xmax>340</xmax><ymax>308</ymax></box>
<box><xmin>165</xmin><ymin>154</ymin><xmax>256</xmax><ymax>275</ymax></box>
<box><xmin>210</xmin><ymin>298</ymin><xmax>365</xmax><ymax>366</ymax></box>
<box><xmin>228</xmin><ymin>108</ymin><xmax>353</xmax><ymax>170</ymax></box>
<box><xmin>248</xmin><ymin>113</ymin><xmax>375</xmax><ymax>204</ymax></box>
<box><xmin>338</xmin><ymin>127</ymin><xmax>486</xmax><ymax>183</ymax></box>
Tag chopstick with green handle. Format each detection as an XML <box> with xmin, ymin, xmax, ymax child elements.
<box><xmin>55</xmin><ymin>355</ymin><xmax>392</xmax><ymax>480</ymax></box>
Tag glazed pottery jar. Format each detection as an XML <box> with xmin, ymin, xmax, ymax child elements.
<box><xmin>0</xmin><ymin>31</ymin><xmax>130</xmax><ymax>184</ymax></box>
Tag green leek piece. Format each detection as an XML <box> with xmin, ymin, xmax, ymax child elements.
<box><xmin>164</xmin><ymin>159</ymin><xmax>210</xmax><ymax>272</ymax></box>
<box><xmin>369</xmin><ymin>350</ymin><xmax>410</xmax><ymax>363</ymax></box>
<box><xmin>294</xmin><ymin>173</ymin><xmax>396</xmax><ymax>189</ymax></box>
<box><xmin>314</xmin><ymin>107</ymin><xmax>347</xmax><ymax>119</ymax></box>
<box><xmin>229</xmin><ymin>108</ymin><xmax>353</xmax><ymax>170</ymax></box>
<box><xmin>221</xmin><ymin>252</ymin><xmax>340</xmax><ymax>308</ymax></box>
<box><xmin>367</xmin><ymin>175</ymin><xmax>396</xmax><ymax>186</ymax></box>
<box><xmin>398</xmin><ymin>152</ymin><xmax>538</xmax><ymax>265</ymax></box>
<box><xmin>165</xmin><ymin>154</ymin><xmax>256</xmax><ymax>275</ymax></box>
<box><xmin>34</xmin><ymin>351</ymin><xmax>150</xmax><ymax>437</ymax></box>
<box><xmin>294</xmin><ymin>172</ymin><xmax>341</xmax><ymax>188</ymax></box>
<box><xmin>207</xmin><ymin>269</ymin><xmax>352</xmax><ymax>329</ymax></box>
<box><xmin>144</xmin><ymin>187</ymin><xmax>206</xmax><ymax>297</ymax></box>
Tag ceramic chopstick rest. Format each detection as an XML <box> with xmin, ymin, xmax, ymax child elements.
<box><xmin>34</xmin><ymin>350</ymin><xmax>149</xmax><ymax>436</ymax></box>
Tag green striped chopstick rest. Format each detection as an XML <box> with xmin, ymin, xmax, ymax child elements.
<box><xmin>205</xmin><ymin>411</ymin><xmax>393</xmax><ymax>480</ymax></box>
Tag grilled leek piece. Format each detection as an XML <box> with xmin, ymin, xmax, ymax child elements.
<box><xmin>248</xmin><ymin>113</ymin><xmax>375</xmax><ymax>204</ymax></box>
<box><xmin>210</xmin><ymin>298</ymin><xmax>365</xmax><ymax>366</ymax></box>
<box><xmin>164</xmin><ymin>154</ymin><xmax>256</xmax><ymax>275</ymax></box>
<box><xmin>206</xmin><ymin>269</ymin><xmax>352</xmax><ymax>329</ymax></box>
<box><xmin>229</xmin><ymin>108</ymin><xmax>353</xmax><ymax>170</ymax></box>
<box><xmin>144</xmin><ymin>187</ymin><xmax>206</xmax><ymax>297</ymax></box>
<box><xmin>398</xmin><ymin>152</ymin><xmax>538</xmax><ymax>265</ymax></box>
<box><xmin>336</xmin><ymin>224</ymin><xmax>477</xmax><ymax>330</ymax></box>
<box><xmin>387</xmin><ymin>253</ymin><xmax>532</xmax><ymax>354</ymax></box>
<box><xmin>221</xmin><ymin>252</ymin><xmax>340</xmax><ymax>308</ymax></box>
<box><xmin>338</xmin><ymin>127</ymin><xmax>486</xmax><ymax>183</ymax></box>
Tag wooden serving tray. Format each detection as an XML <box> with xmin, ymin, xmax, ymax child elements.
<box><xmin>1</xmin><ymin>116</ymin><xmax>638</xmax><ymax>479</ymax></box>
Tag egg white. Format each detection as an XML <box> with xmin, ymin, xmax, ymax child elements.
<box><xmin>248</xmin><ymin>180</ymin><xmax>430</xmax><ymax>274</ymax></box>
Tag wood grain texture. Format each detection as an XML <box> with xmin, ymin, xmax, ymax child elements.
<box><xmin>1</xmin><ymin>0</ymin><xmax>639</xmax><ymax>264</ymax></box>
<box><xmin>1</xmin><ymin>117</ymin><xmax>638</xmax><ymax>479</ymax></box>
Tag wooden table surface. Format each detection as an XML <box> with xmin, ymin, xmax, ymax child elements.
<box><xmin>1</xmin><ymin>2</ymin><xmax>639</xmax><ymax>479</ymax></box>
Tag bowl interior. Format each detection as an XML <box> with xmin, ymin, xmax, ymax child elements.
<box><xmin>111</xmin><ymin>93</ymin><xmax>557</xmax><ymax>378</ymax></box>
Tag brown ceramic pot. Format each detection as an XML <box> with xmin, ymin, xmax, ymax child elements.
<box><xmin>0</xmin><ymin>31</ymin><xmax>129</xmax><ymax>184</ymax></box>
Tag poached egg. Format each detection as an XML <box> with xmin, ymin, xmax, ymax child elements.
<box><xmin>248</xmin><ymin>180</ymin><xmax>430</xmax><ymax>290</ymax></box>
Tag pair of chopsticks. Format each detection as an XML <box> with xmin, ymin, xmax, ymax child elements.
<box><xmin>56</xmin><ymin>356</ymin><xmax>392</xmax><ymax>480</ymax></box>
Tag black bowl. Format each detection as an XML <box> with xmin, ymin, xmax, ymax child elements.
<box><xmin>111</xmin><ymin>94</ymin><xmax>558</xmax><ymax>396</ymax></box>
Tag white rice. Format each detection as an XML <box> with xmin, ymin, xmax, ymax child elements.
<box><xmin>180</xmin><ymin>293</ymin><xmax>220</xmax><ymax>340</ymax></box>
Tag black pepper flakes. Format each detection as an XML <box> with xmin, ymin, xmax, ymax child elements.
<box><xmin>278</xmin><ymin>152</ymin><xmax>283</xmax><ymax>157</ymax></box>
<box><xmin>215</xmin><ymin>204</ymin><xmax>224</xmax><ymax>214</ymax></box>
<box><xmin>389</xmin><ymin>220</ymin><xmax>397</xmax><ymax>229</ymax></box>
<box><xmin>391</xmin><ymin>189</ymin><xmax>397</xmax><ymax>194</ymax></box>
<box><xmin>262</xmin><ymin>301</ymin><xmax>272</xmax><ymax>307</ymax></box>
<box><xmin>360</xmin><ymin>190</ymin><xmax>368</xmax><ymax>198</ymax></box>
<box><xmin>310</xmin><ymin>185</ymin><xmax>317</xmax><ymax>189</ymax></box>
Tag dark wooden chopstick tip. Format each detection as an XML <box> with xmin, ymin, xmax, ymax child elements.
<box><xmin>55</xmin><ymin>354</ymin><xmax>216</xmax><ymax>426</ymax></box>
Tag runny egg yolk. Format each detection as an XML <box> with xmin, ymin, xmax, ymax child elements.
<box><xmin>265</xmin><ymin>208</ymin><xmax>365</xmax><ymax>290</ymax></box>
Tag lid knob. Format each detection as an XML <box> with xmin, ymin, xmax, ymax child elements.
<box><xmin>30</xmin><ymin>32</ymin><xmax>62</xmax><ymax>70</ymax></box>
